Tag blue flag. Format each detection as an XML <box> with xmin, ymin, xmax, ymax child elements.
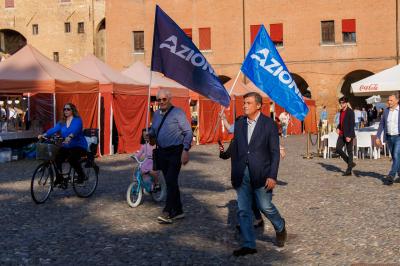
<box><xmin>241</xmin><ymin>25</ymin><xmax>309</xmax><ymax>120</ymax></box>
<box><xmin>151</xmin><ymin>5</ymin><xmax>230</xmax><ymax>107</ymax></box>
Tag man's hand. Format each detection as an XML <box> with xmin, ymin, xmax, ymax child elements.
<box><xmin>280</xmin><ymin>147</ymin><xmax>285</xmax><ymax>159</ymax></box>
<box><xmin>265</xmin><ymin>178</ymin><xmax>276</xmax><ymax>191</ymax></box>
<box><xmin>38</xmin><ymin>134</ymin><xmax>45</xmax><ymax>140</ymax></box>
<box><xmin>345</xmin><ymin>137</ymin><xmax>352</xmax><ymax>142</ymax></box>
<box><xmin>181</xmin><ymin>150</ymin><xmax>189</xmax><ymax>165</ymax></box>
<box><xmin>376</xmin><ymin>138</ymin><xmax>382</xmax><ymax>147</ymax></box>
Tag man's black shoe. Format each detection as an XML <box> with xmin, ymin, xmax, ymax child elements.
<box><xmin>233</xmin><ymin>247</ymin><xmax>257</xmax><ymax>257</ymax></box>
<box><xmin>276</xmin><ymin>220</ymin><xmax>287</xmax><ymax>247</ymax></box>
<box><xmin>342</xmin><ymin>169</ymin><xmax>352</xmax><ymax>176</ymax></box>
<box><xmin>349</xmin><ymin>162</ymin><xmax>356</xmax><ymax>169</ymax></box>
<box><xmin>384</xmin><ymin>175</ymin><xmax>394</xmax><ymax>186</ymax></box>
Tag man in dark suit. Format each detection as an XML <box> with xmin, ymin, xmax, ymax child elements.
<box><xmin>336</xmin><ymin>97</ymin><xmax>356</xmax><ymax>176</ymax></box>
<box><xmin>376</xmin><ymin>93</ymin><xmax>400</xmax><ymax>185</ymax></box>
<box><xmin>230</xmin><ymin>92</ymin><xmax>286</xmax><ymax>257</ymax></box>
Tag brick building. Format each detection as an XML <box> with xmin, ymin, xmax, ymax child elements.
<box><xmin>0</xmin><ymin>0</ymin><xmax>105</xmax><ymax>66</ymax></box>
<box><xmin>106</xmin><ymin>0</ymin><xmax>400</xmax><ymax>121</ymax></box>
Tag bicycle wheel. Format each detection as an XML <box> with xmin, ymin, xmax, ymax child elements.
<box><xmin>31</xmin><ymin>162</ymin><xmax>53</xmax><ymax>204</ymax></box>
<box><xmin>72</xmin><ymin>159</ymin><xmax>98</xmax><ymax>198</ymax></box>
<box><xmin>126</xmin><ymin>179</ymin><xmax>143</xmax><ymax>207</ymax></box>
<box><xmin>151</xmin><ymin>172</ymin><xmax>167</xmax><ymax>202</ymax></box>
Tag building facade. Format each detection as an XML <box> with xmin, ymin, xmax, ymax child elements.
<box><xmin>0</xmin><ymin>0</ymin><xmax>105</xmax><ymax>66</ymax></box>
<box><xmin>106</xmin><ymin>0</ymin><xmax>400</xmax><ymax>121</ymax></box>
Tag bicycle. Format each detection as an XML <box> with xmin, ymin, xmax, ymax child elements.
<box><xmin>30</xmin><ymin>134</ymin><xmax>99</xmax><ymax>204</ymax></box>
<box><xmin>126</xmin><ymin>155</ymin><xmax>166</xmax><ymax>207</ymax></box>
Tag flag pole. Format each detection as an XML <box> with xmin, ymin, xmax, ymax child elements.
<box><xmin>145</xmin><ymin>71</ymin><xmax>153</xmax><ymax>133</ymax></box>
<box><xmin>212</xmin><ymin>69</ymin><xmax>242</xmax><ymax>138</ymax></box>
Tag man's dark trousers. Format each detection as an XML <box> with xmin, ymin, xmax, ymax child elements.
<box><xmin>336</xmin><ymin>136</ymin><xmax>354</xmax><ymax>166</ymax></box>
<box><xmin>158</xmin><ymin>145</ymin><xmax>183</xmax><ymax>216</ymax></box>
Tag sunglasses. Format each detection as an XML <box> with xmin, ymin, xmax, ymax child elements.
<box><xmin>63</xmin><ymin>107</ymin><xmax>72</xmax><ymax>111</ymax></box>
<box><xmin>157</xmin><ymin>98</ymin><xmax>168</xmax><ymax>103</ymax></box>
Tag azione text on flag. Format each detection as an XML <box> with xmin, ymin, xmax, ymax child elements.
<box><xmin>151</xmin><ymin>5</ymin><xmax>230</xmax><ymax>107</ymax></box>
<box><xmin>241</xmin><ymin>25</ymin><xmax>309</xmax><ymax>120</ymax></box>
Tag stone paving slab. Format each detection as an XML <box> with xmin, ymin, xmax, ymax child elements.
<box><xmin>0</xmin><ymin>135</ymin><xmax>399</xmax><ymax>265</ymax></box>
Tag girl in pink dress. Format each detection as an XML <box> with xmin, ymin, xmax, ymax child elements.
<box><xmin>135</xmin><ymin>129</ymin><xmax>159</xmax><ymax>186</ymax></box>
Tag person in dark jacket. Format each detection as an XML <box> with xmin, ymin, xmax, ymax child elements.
<box><xmin>230</xmin><ymin>92</ymin><xmax>286</xmax><ymax>257</ymax></box>
<box><xmin>336</xmin><ymin>97</ymin><xmax>356</xmax><ymax>176</ymax></box>
<box><xmin>219</xmin><ymin>139</ymin><xmax>264</xmax><ymax>229</ymax></box>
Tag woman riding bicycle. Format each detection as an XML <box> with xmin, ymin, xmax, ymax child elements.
<box><xmin>38</xmin><ymin>103</ymin><xmax>88</xmax><ymax>185</ymax></box>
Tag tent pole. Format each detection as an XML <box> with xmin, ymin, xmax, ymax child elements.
<box><xmin>211</xmin><ymin>70</ymin><xmax>242</xmax><ymax>139</ymax></box>
<box><xmin>98</xmin><ymin>93</ymin><xmax>102</xmax><ymax>157</ymax></box>
<box><xmin>27</xmin><ymin>93</ymin><xmax>30</xmax><ymax>122</ymax></box>
<box><xmin>110</xmin><ymin>98</ymin><xmax>113</xmax><ymax>155</ymax></box>
<box><xmin>53</xmin><ymin>93</ymin><xmax>56</xmax><ymax>126</ymax></box>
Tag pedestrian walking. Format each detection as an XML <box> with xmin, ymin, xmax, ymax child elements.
<box><xmin>376</xmin><ymin>93</ymin><xmax>400</xmax><ymax>185</ymax></box>
<box><xmin>147</xmin><ymin>89</ymin><xmax>193</xmax><ymax>224</ymax></box>
<box><xmin>279</xmin><ymin>111</ymin><xmax>290</xmax><ymax>137</ymax></box>
<box><xmin>336</xmin><ymin>97</ymin><xmax>356</xmax><ymax>176</ymax></box>
<box><xmin>230</xmin><ymin>92</ymin><xmax>286</xmax><ymax>257</ymax></box>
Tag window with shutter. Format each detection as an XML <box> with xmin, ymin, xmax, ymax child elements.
<box><xmin>64</xmin><ymin>22</ymin><xmax>71</xmax><ymax>33</ymax></box>
<box><xmin>5</xmin><ymin>0</ymin><xmax>14</xmax><ymax>8</ymax></box>
<box><xmin>53</xmin><ymin>52</ymin><xmax>59</xmax><ymax>62</ymax></box>
<box><xmin>342</xmin><ymin>19</ymin><xmax>356</xmax><ymax>43</ymax></box>
<box><xmin>183</xmin><ymin>28</ymin><xmax>192</xmax><ymax>40</ymax></box>
<box><xmin>32</xmin><ymin>24</ymin><xmax>39</xmax><ymax>35</ymax></box>
<box><xmin>321</xmin><ymin>21</ymin><xmax>335</xmax><ymax>44</ymax></box>
<box><xmin>270</xmin><ymin>23</ymin><xmax>283</xmax><ymax>47</ymax></box>
<box><xmin>133</xmin><ymin>31</ymin><xmax>144</xmax><ymax>53</ymax></box>
<box><xmin>199</xmin><ymin>27</ymin><xmax>211</xmax><ymax>50</ymax></box>
<box><xmin>250</xmin><ymin>25</ymin><xmax>261</xmax><ymax>44</ymax></box>
<box><xmin>78</xmin><ymin>22</ymin><xmax>85</xmax><ymax>34</ymax></box>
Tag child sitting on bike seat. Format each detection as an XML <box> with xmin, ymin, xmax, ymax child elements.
<box><xmin>135</xmin><ymin>129</ymin><xmax>159</xmax><ymax>188</ymax></box>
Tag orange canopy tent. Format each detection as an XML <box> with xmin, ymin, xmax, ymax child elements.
<box><xmin>198</xmin><ymin>79</ymin><xmax>271</xmax><ymax>144</ymax></box>
<box><xmin>121</xmin><ymin>61</ymin><xmax>191</xmax><ymax>121</ymax></box>
<box><xmin>71</xmin><ymin>55</ymin><xmax>148</xmax><ymax>155</ymax></box>
<box><xmin>0</xmin><ymin>44</ymin><xmax>99</xmax><ymax>133</ymax></box>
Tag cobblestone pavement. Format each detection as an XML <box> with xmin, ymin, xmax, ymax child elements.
<box><xmin>1</xmin><ymin>135</ymin><xmax>400</xmax><ymax>265</ymax></box>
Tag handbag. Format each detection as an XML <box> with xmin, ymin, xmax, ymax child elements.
<box><xmin>152</xmin><ymin>106</ymin><xmax>174</xmax><ymax>170</ymax></box>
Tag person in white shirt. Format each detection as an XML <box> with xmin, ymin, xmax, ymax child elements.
<box><xmin>376</xmin><ymin>93</ymin><xmax>400</xmax><ymax>185</ymax></box>
<box><xmin>279</xmin><ymin>111</ymin><xmax>290</xmax><ymax>137</ymax></box>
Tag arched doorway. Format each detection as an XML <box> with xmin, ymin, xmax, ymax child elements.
<box><xmin>0</xmin><ymin>29</ymin><xmax>26</xmax><ymax>56</ymax></box>
<box><xmin>291</xmin><ymin>73</ymin><xmax>311</xmax><ymax>98</ymax></box>
<box><xmin>95</xmin><ymin>18</ymin><xmax>106</xmax><ymax>61</ymax></box>
<box><xmin>339</xmin><ymin>70</ymin><xmax>374</xmax><ymax>109</ymax></box>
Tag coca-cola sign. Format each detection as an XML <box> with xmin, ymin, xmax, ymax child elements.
<box><xmin>359</xmin><ymin>84</ymin><xmax>379</xmax><ymax>91</ymax></box>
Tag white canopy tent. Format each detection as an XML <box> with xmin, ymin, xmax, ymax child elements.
<box><xmin>351</xmin><ymin>64</ymin><xmax>400</xmax><ymax>96</ymax></box>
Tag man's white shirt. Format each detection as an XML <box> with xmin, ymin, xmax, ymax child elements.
<box><xmin>387</xmin><ymin>105</ymin><xmax>399</xmax><ymax>135</ymax></box>
<box><xmin>247</xmin><ymin>112</ymin><xmax>261</xmax><ymax>144</ymax></box>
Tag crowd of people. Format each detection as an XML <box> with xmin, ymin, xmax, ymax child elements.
<box><xmin>37</xmin><ymin>89</ymin><xmax>400</xmax><ymax>258</ymax></box>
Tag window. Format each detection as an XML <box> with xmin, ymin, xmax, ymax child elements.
<box><xmin>342</xmin><ymin>19</ymin><xmax>356</xmax><ymax>43</ymax></box>
<box><xmin>183</xmin><ymin>28</ymin><xmax>192</xmax><ymax>40</ymax></box>
<box><xmin>60</xmin><ymin>0</ymin><xmax>70</xmax><ymax>2</ymax></box>
<box><xmin>321</xmin><ymin>21</ymin><xmax>335</xmax><ymax>44</ymax></box>
<box><xmin>78</xmin><ymin>22</ymin><xmax>85</xmax><ymax>34</ymax></box>
<box><xmin>32</xmin><ymin>24</ymin><xmax>39</xmax><ymax>35</ymax></box>
<box><xmin>132</xmin><ymin>31</ymin><xmax>144</xmax><ymax>53</ymax></box>
<box><xmin>5</xmin><ymin>0</ymin><xmax>14</xmax><ymax>8</ymax></box>
<box><xmin>53</xmin><ymin>52</ymin><xmax>59</xmax><ymax>62</ymax></box>
<box><xmin>199</xmin><ymin>27</ymin><xmax>211</xmax><ymax>50</ymax></box>
<box><xmin>250</xmin><ymin>24</ymin><xmax>261</xmax><ymax>44</ymax></box>
<box><xmin>270</xmin><ymin>23</ymin><xmax>283</xmax><ymax>47</ymax></box>
<box><xmin>64</xmin><ymin>22</ymin><xmax>71</xmax><ymax>33</ymax></box>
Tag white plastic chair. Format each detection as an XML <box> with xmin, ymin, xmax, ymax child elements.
<box><xmin>356</xmin><ymin>132</ymin><xmax>373</xmax><ymax>159</ymax></box>
<box><xmin>324</xmin><ymin>132</ymin><xmax>338</xmax><ymax>158</ymax></box>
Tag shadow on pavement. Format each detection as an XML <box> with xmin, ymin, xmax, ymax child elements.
<box><xmin>317</xmin><ymin>162</ymin><xmax>343</xmax><ymax>173</ymax></box>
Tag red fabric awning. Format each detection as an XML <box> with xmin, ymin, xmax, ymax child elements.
<box><xmin>270</xmin><ymin>23</ymin><xmax>283</xmax><ymax>42</ymax></box>
<box><xmin>342</xmin><ymin>19</ymin><xmax>356</xmax><ymax>33</ymax></box>
<box><xmin>250</xmin><ymin>25</ymin><xmax>261</xmax><ymax>44</ymax></box>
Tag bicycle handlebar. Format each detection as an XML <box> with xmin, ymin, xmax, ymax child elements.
<box><xmin>130</xmin><ymin>154</ymin><xmax>146</xmax><ymax>165</ymax></box>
